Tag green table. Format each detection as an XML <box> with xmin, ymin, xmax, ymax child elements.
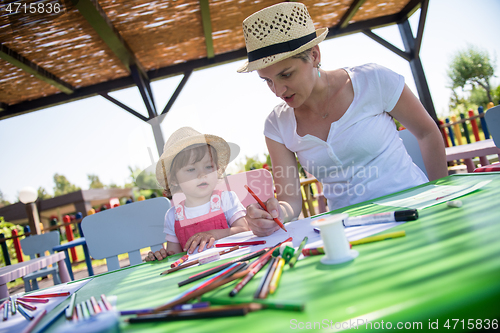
<box><xmin>40</xmin><ymin>174</ymin><xmax>500</xmax><ymax>332</ymax></box>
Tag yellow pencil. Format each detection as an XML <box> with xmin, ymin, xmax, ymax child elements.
<box><xmin>269</xmin><ymin>257</ymin><xmax>286</xmax><ymax>294</ymax></box>
<box><xmin>350</xmin><ymin>230</ymin><xmax>406</xmax><ymax>246</ymax></box>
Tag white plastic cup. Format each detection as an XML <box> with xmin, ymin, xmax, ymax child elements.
<box><xmin>311</xmin><ymin>213</ymin><xmax>358</xmax><ymax>265</ymax></box>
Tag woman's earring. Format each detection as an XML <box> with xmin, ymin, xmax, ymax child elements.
<box><xmin>317</xmin><ymin>63</ymin><xmax>321</xmax><ymax>78</ymax></box>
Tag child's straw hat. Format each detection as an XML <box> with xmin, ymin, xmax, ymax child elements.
<box><xmin>155</xmin><ymin>127</ymin><xmax>237</xmax><ymax>189</ymax></box>
<box><xmin>238</xmin><ymin>2</ymin><xmax>328</xmax><ymax>73</ymax></box>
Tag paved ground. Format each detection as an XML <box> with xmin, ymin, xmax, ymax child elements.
<box><xmin>8</xmin><ymin>252</ymin><xmax>150</xmax><ymax>296</ymax></box>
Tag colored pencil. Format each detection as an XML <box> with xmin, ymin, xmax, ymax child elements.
<box><xmin>25</xmin><ymin>292</ymin><xmax>70</xmax><ymax>298</ymax></box>
<box><xmin>201</xmin><ymin>297</ymin><xmax>305</xmax><ymax>311</ymax></box>
<box><xmin>289</xmin><ymin>236</ymin><xmax>308</xmax><ymax>268</ymax></box>
<box><xmin>86</xmin><ymin>299</ymin><xmax>95</xmax><ymax>316</ymax></box>
<box><xmin>254</xmin><ymin>257</ymin><xmax>277</xmax><ymax>299</ymax></box>
<box><xmin>171</xmin><ymin>254</ymin><xmax>189</xmax><ymax>268</ymax></box>
<box><xmin>302</xmin><ymin>247</ymin><xmax>325</xmax><ymax>256</ymax></box>
<box><xmin>9</xmin><ymin>297</ymin><xmax>16</xmax><ymax>315</ymax></box>
<box><xmin>269</xmin><ymin>257</ymin><xmax>286</xmax><ymax>294</ymax></box>
<box><xmin>76</xmin><ymin>303</ymin><xmax>83</xmax><ymax>321</ymax></box>
<box><xmin>349</xmin><ymin>230</ymin><xmax>406</xmax><ymax>245</ymax></box>
<box><xmin>81</xmin><ymin>301</ymin><xmax>90</xmax><ymax>320</ymax></box>
<box><xmin>17</xmin><ymin>297</ymin><xmax>49</xmax><ymax>303</ymax></box>
<box><xmin>17</xmin><ymin>304</ymin><xmax>34</xmax><ymax>321</ymax></box>
<box><xmin>229</xmin><ymin>255</ymin><xmax>271</xmax><ymax>297</ymax></box>
<box><xmin>153</xmin><ymin>269</ymin><xmax>247</xmax><ymax>313</ymax></box>
<box><xmin>161</xmin><ymin>246</ymin><xmax>240</xmax><ymax>275</ymax></box>
<box><xmin>3</xmin><ymin>301</ymin><xmax>9</xmax><ymax>321</ymax></box>
<box><xmin>178</xmin><ymin>248</ymin><xmax>267</xmax><ymax>287</ymax></box>
<box><xmin>20</xmin><ymin>309</ymin><xmax>46</xmax><ymax>333</ymax></box>
<box><xmin>258</xmin><ymin>256</ymin><xmax>280</xmax><ymax>299</ymax></box>
<box><xmin>90</xmin><ymin>296</ymin><xmax>101</xmax><ymax>314</ymax></box>
<box><xmin>215</xmin><ymin>240</ymin><xmax>266</xmax><ymax>247</ymax></box>
<box><xmin>129</xmin><ymin>304</ymin><xmax>260</xmax><ymax>323</ymax></box>
<box><xmin>245</xmin><ymin>185</ymin><xmax>287</xmax><ymax>232</ymax></box>
<box><xmin>16</xmin><ymin>299</ymin><xmax>37</xmax><ymax>311</ymax></box>
<box><xmin>101</xmin><ymin>294</ymin><xmax>112</xmax><ymax>311</ymax></box>
<box><xmin>120</xmin><ymin>302</ymin><xmax>211</xmax><ymax>315</ymax></box>
<box><xmin>65</xmin><ymin>293</ymin><xmax>77</xmax><ymax>319</ymax></box>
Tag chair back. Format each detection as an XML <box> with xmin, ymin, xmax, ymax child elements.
<box><xmin>485</xmin><ymin>105</ymin><xmax>500</xmax><ymax>148</ymax></box>
<box><xmin>172</xmin><ymin>169</ymin><xmax>275</xmax><ymax>208</ymax></box>
<box><xmin>398</xmin><ymin>129</ymin><xmax>428</xmax><ymax>178</ymax></box>
<box><xmin>81</xmin><ymin>197</ymin><xmax>171</xmax><ymax>272</ymax></box>
<box><xmin>20</xmin><ymin>231</ymin><xmax>60</xmax><ymax>258</ymax></box>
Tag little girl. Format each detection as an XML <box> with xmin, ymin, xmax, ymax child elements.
<box><xmin>146</xmin><ymin>127</ymin><xmax>249</xmax><ymax>261</ymax></box>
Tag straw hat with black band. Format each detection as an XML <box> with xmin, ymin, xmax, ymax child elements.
<box><xmin>238</xmin><ymin>2</ymin><xmax>328</xmax><ymax>73</ymax></box>
<box><xmin>155</xmin><ymin>127</ymin><xmax>239</xmax><ymax>190</ymax></box>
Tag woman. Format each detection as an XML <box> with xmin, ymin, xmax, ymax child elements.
<box><xmin>238</xmin><ymin>2</ymin><xmax>447</xmax><ymax>236</ymax></box>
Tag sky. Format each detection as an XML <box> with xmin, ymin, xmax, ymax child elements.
<box><xmin>1</xmin><ymin>0</ymin><xmax>499</xmax><ymax>203</ymax></box>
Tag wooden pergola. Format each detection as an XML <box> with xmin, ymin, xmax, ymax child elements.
<box><xmin>1</xmin><ymin>0</ymin><xmax>434</xmax><ymax>155</ymax></box>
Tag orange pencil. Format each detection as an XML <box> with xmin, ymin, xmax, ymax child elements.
<box><xmin>244</xmin><ymin>185</ymin><xmax>287</xmax><ymax>232</ymax></box>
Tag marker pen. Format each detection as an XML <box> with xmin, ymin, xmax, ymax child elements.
<box><xmin>343</xmin><ymin>209</ymin><xmax>418</xmax><ymax>227</ymax></box>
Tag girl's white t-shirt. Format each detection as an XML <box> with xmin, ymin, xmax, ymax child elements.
<box><xmin>264</xmin><ymin>63</ymin><xmax>428</xmax><ymax>210</ymax></box>
<box><xmin>163</xmin><ymin>190</ymin><xmax>246</xmax><ymax>243</ymax></box>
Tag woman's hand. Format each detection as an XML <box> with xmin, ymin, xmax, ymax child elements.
<box><xmin>245</xmin><ymin>197</ymin><xmax>282</xmax><ymax>237</ymax></box>
<box><xmin>184</xmin><ymin>232</ymin><xmax>217</xmax><ymax>254</ymax></box>
<box><xmin>145</xmin><ymin>248</ymin><xmax>176</xmax><ymax>262</ymax></box>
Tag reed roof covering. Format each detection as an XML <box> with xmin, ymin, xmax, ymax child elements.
<box><xmin>0</xmin><ymin>0</ymin><xmax>423</xmax><ymax>120</ymax></box>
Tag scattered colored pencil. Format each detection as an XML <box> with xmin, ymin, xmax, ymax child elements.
<box><xmin>171</xmin><ymin>254</ymin><xmax>189</xmax><ymax>268</ymax></box>
<box><xmin>17</xmin><ymin>297</ymin><xmax>49</xmax><ymax>303</ymax></box>
<box><xmin>101</xmin><ymin>294</ymin><xmax>112</xmax><ymax>311</ymax></box>
<box><xmin>20</xmin><ymin>309</ymin><xmax>46</xmax><ymax>333</ymax></box>
<box><xmin>229</xmin><ymin>255</ymin><xmax>271</xmax><ymax>297</ymax></box>
<box><xmin>258</xmin><ymin>256</ymin><xmax>280</xmax><ymax>299</ymax></box>
<box><xmin>16</xmin><ymin>299</ymin><xmax>37</xmax><ymax>311</ymax></box>
<box><xmin>90</xmin><ymin>296</ymin><xmax>102</xmax><ymax>314</ymax></box>
<box><xmin>289</xmin><ymin>236</ymin><xmax>308</xmax><ymax>268</ymax></box>
<box><xmin>349</xmin><ymin>230</ymin><xmax>406</xmax><ymax>245</ymax></box>
<box><xmin>254</xmin><ymin>257</ymin><xmax>277</xmax><ymax>299</ymax></box>
<box><xmin>215</xmin><ymin>240</ymin><xmax>266</xmax><ymax>247</ymax></box>
<box><xmin>201</xmin><ymin>297</ymin><xmax>305</xmax><ymax>312</ymax></box>
<box><xmin>269</xmin><ymin>257</ymin><xmax>286</xmax><ymax>294</ymax></box>
<box><xmin>245</xmin><ymin>185</ymin><xmax>287</xmax><ymax>232</ymax></box>
<box><xmin>65</xmin><ymin>293</ymin><xmax>77</xmax><ymax>319</ymax></box>
<box><xmin>161</xmin><ymin>246</ymin><xmax>240</xmax><ymax>275</ymax></box>
<box><xmin>25</xmin><ymin>292</ymin><xmax>70</xmax><ymax>298</ymax></box>
<box><xmin>17</xmin><ymin>304</ymin><xmax>34</xmax><ymax>321</ymax></box>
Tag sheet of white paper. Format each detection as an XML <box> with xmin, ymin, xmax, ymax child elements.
<box><xmin>1</xmin><ymin>279</ymin><xmax>91</xmax><ymax>333</ymax></box>
<box><xmin>374</xmin><ymin>180</ymin><xmax>491</xmax><ymax>209</ymax></box>
<box><xmin>175</xmin><ymin>216</ymin><xmax>407</xmax><ymax>268</ymax></box>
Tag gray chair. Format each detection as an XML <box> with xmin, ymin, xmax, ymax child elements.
<box><xmin>398</xmin><ymin>129</ymin><xmax>428</xmax><ymax>178</ymax></box>
<box><xmin>81</xmin><ymin>197</ymin><xmax>171</xmax><ymax>272</ymax></box>
<box><xmin>485</xmin><ymin>105</ymin><xmax>500</xmax><ymax>148</ymax></box>
<box><xmin>20</xmin><ymin>231</ymin><xmax>62</xmax><ymax>292</ymax></box>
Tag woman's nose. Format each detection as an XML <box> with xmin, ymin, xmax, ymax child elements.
<box><xmin>272</xmin><ymin>82</ymin><xmax>286</xmax><ymax>98</ymax></box>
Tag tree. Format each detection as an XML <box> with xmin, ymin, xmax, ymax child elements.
<box><xmin>448</xmin><ymin>45</ymin><xmax>496</xmax><ymax>103</ymax></box>
<box><xmin>0</xmin><ymin>189</ymin><xmax>10</xmax><ymax>207</ymax></box>
<box><xmin>53</xmin><ymin>174</ymin><xmax>81</xmax><ymax>196</ymax></box>
<box><xmin>88</xmin><ymin>174</ymin><xmax>105</xmax><ymax>189</ymax></box>
<box><xmin>37</xmin><ymin>187</ymin><xmax>52</xmax><ymax>200</ymax></box>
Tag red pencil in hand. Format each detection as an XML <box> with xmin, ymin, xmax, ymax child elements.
<box><xmin>245</xmin><ymin>185</ymin><xmax>287</xmax><ymax>232</ymax></box>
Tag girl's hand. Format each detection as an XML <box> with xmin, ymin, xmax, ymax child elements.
<box><xmin>245</xmin><ymin>197</ymin><xmax>282</xmax><ymax>237</ymax></box>
<box><xmin>145</xmin><ymin>248</ymin><xmax>176</xmax><ymax>261</ymax></box>
<box><xmin>184</xmin><ymin>232</ymin><xmax>217</xmax><ymax>254</ymax></box>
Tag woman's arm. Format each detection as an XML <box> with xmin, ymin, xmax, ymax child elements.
<box><xmin>246</xmin><ymin>137</ymin><xmax>303</xmax><ymax>236</ymax></box>
<box><xmin>390</xmin><ymin>85</ymin><xmax>448</xmax><ymax>181</ymax></box>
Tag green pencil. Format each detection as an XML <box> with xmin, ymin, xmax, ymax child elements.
<box><xmin>200</xmin><ymin>297</ymin><xmax>305</xmax><ymax>312</ymax></box>
<box><xmin>289</xmin><ymin>236</ymin><xmax>308</xmax><ymax>268</ymax></box>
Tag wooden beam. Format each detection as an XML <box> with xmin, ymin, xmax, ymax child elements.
<box><xmin>99</xmin><ymin>93</ymin><xmax>149</xmax><ymax>122</ymax></box>
<box><xmin>362</xmin><ymin>30</ymin><xmax>411</xmax><ymax>61</ymax></box>
<box><xmin>71</xmin><ymin>0</ymin><xmax>147</xmax><ymax>77</ymax></box>
<box><xmin>199</xmin><ymin>0</ymin><xmax>215</xmax><ymax>59</ymax></box>
<box><xmin>338</xmin><ymin>0</ymin><xmax>367</xmax><ymax>29</ymax></box>
<box><xmin>0</xmin><ymin>43</ymin><xmax>74</xmax><ymax>94</ymax></box>
<box><xmin>161</xmin><ymin>70</ymin><xmax>193</xmax><ymax>117</ymax></box>
<box><xmin>414</xmin><ymin>0</ymin><xmax>429</xmax><ymax>56</ymax></box>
